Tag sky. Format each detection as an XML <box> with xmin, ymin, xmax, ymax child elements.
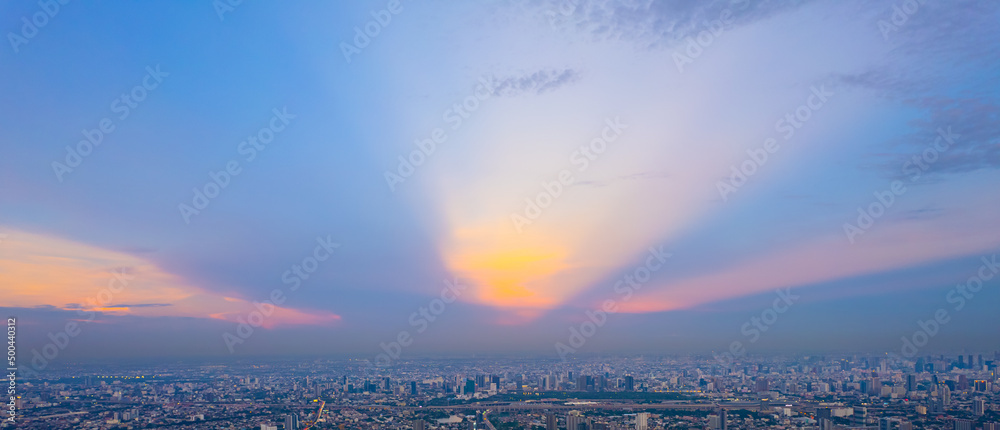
<box><xmin>1</xmin><ymin>0</ymin><xmax>998</xmax><ymax>365</ymax></box>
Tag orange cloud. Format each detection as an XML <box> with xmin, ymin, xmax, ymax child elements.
<box><xmin>0</xmin><ymin>229</ymin><xmax>341</xmax><ymax>328</ymax></box>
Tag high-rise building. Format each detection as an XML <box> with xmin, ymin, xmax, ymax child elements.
<box><xmin>974</xmin><ymin>399</ymin><xmax>986</xmax><ymax>415</ymax></box>
<box><xmin>708</xmin><ymin>414</ymin><xmax>722</xmax><ymax>430</ymax></box>
<box><xmin>635</xmin><ymin>412</ymin><xmax>649</xmax><ymax>430</ymax></box>
<box><xmin>546</xmin><ymin>413</ymin><xmax>557</xmax><ymax>430</ymax></box>
<box><xmin>942</xmin><ymin>384</ymin><xmax>951</xmax><ymax>406</ymax></box>
<box><xmin>906</xmin><ymin>374</ymin><xmax>917</xmax><ymax>392</ymax></box>
<box><xmin>624</xmin><ymin>375</ymin><xmax>635</xmax><ymax>392</ymax></box>
<box><xmin>958</xmin><ymin>375</ymin><xmax>969</xmax><ymax>391</ymax></box>
<box><xmin>954</xmin><ymin>418</ymin><xmax>974</xmax><ymax>430</ymax></box>
<box><xmin>756</xmin><ymin>379</ymin><xmax>769</xmax><ymax>393</ymax></box>
<box><xmin>284</xmin><ymin>414</ymin><xmax>299</xmax><ymax>430</ymax></box>
<box><xmin>983</xmin><ymin>423</ymin><xmax>1000</xmax><ymax>430</ymax></box>
<box><xmin>410</xmin><ymin>381</ymin><xmax>417</xmax><ymax>395</ymax></box>
<box><xmin>413</xmin><ymin>419</ymin><xmax>426</xmax><ymax>430</ymax></box>
<box><xmin>545</xmin><ymin>375</ymin><xmax>556</xmax><ymax>391</ymax></box>
<box><xmin>719</xmin><ymin>409</ymin><xmax>727</xmax><ymax>430</ymax></box>
<box><xmin>929</xmin><ymin>398</ymin><xmax>945</xmax><ymax>414</ymax></box>
<box><xmin>567</xmin><ymin>412</ymin><xmax>587</xmax><ymax>430</ymax></box>
<box><xmin>817</xmin><ymin>408</ymin><xmax>832</xmax><ymax>420</ymax></box>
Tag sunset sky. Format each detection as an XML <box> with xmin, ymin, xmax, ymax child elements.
<box><xmin>1</xmin><ymin>0</ymin><xmax>998</xmax><ymax>361</ymax></box>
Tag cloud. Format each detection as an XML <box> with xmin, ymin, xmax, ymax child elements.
<box><xmin>0</xmin><ymin>228</ymin><xmax>342</xmax><ymax>328</ymax></box>
<box><xmin>834</xmin><ymin>0</ymin><xmax>1000</xmax><ymax>178</ymax></box>
<box><xmin>523</xmin><ymin>0</ymin><xmax>814</xmax><ymax>49</ymax></box>
<box><xmin>491</xmin><ymin>68</ymin><xmax>581</xmax><ymax>97</ymax></box>
<box><xmin>102</xmin><ymin>303</ymin><xmax>173</xmax><ymax>308</ymax></box>
<box><xmin>573</xmin><ymin>170</ymin><xmax>671</xmax><ymax>188</ymax></box>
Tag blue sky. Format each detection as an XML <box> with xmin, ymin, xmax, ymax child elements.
<box><xmin>1</xmin><ymin>0</ymin><xmax>998</xmax><ymax>363</ymax></box>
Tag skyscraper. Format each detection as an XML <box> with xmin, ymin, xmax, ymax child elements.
<box><xmin>413</xmin><ymin>419</ymin><xmax>426</xmax><ymax>430</ymax></box>
<box><xmin>284</xmin><ymin>414</ymin><xmax>299</xmax><ymax>430</ymax></box>
<box><xmin>756</xmin><ymin>379</ymin><xmax>769</xmax><ymax>393</ymax></box>
<box><xmin>954</xmin><ymin>418</ymin><xmax>974</xmax><ymax>430</ymax></box>
<box><xmin>906</xmin><ymin>374</ymin><xmax>917</xmax><ymax>392</ymax></box>
<box><xmin>545</xmin><ymin>375</ymin><xmax>556</xmax><ymax>391</ymax></box>
<box><xmin>708</xmin><ymin>414</ymin><xmax>722</xmax><ymax>430</ymax></box>
<box><xmin>546</xmin><ymin>412</ymin><xmax>557</xmax><ymax>430</ymax></box>
<box><xmin>974</xmin><ymin>399</ymin><xmax>985</xmax><ymax>415</ymax></box>
<box><xmin>624</xmin><ymin>375</ymin><xmax>635</xmax><ymax>392</ymax></box>
<box><xmin>577</xmin><ymin>375</ymin><xmax>588</xmax><ymax>392</ymax></box>
<box><xmin>567</xmin><ymin>411</ymin><xmax>587</xmax><ymax>430</ymax></box>
<box><xmin>635</xmin><ymin>412</ymin><xmax>649</xmax><ymax>430</ymax></box>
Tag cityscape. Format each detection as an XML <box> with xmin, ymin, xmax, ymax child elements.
<box><xmin>5</xmin><ymin>354</ymin><xmax>1000</xmax><ymax>429</ymax></box>
<box><xmin>2</xmin><ymin>0</ymin><xmax>999</xmax><ymax>429</ymax></box>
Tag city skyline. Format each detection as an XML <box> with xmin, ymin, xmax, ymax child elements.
<box><xmin>2</xmin><ymin>0</ymin><xmax>999</xmax><ymax>364</ymax></box>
